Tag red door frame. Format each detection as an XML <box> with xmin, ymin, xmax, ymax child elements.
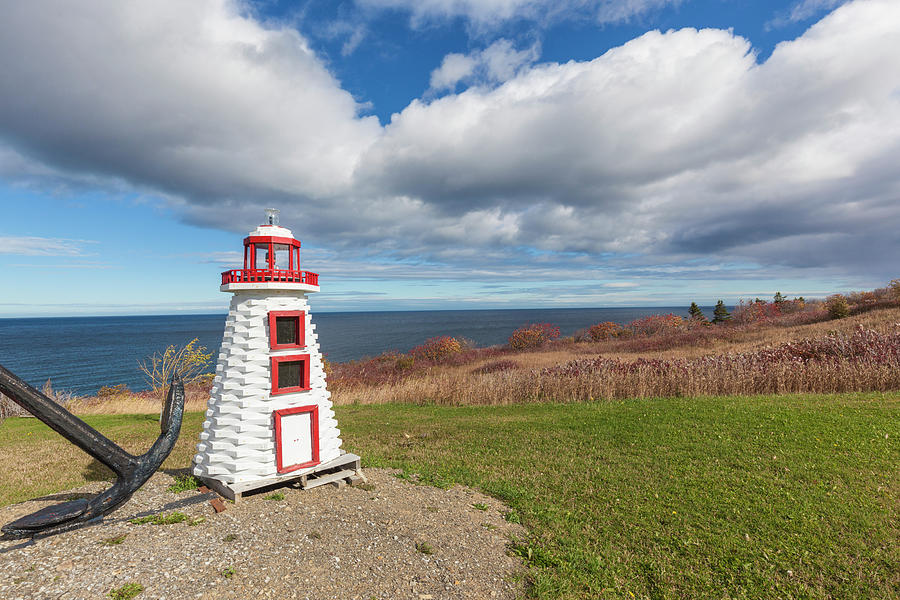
<box><xmin>273</xmin><ymin>405</ymin><xmax>320</xmax><ymax>473</ymax></box>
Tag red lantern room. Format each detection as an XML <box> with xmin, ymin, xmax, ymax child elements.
<box><xmin>220</xmin><ymin>208</ymin><xmax>319</xmax><ymax>288</ymax></box>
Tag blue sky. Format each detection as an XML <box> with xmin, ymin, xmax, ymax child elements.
<box><xmin>1</xmin><ymin>0</ymin><xmax>897</xmax><ymax>316</ymax></box>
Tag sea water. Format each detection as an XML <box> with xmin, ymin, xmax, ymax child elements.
<box><xmin>0</xmin><ymin>306</ymin><xmax>707</xmax><ymax>396</ymax></box>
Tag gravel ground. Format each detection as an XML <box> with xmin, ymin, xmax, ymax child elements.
<box><xmin>0</xmin><ymin>469</ymin><xmax>526</xmax><ymax>599</ymax></box>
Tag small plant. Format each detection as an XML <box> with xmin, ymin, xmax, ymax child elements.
<box><xmin>264</xmin><ymin>492</ymin><xmax>285</xmax><ymax>501</ymax></box>
<box><xmin>101</xmin><ymin>534</ymin><xmax>128</xmax><ymax>546</ymax></box>
<box><xmin>415</xmin><ymin>541</ymin><xmax>434</xmax><ymax>555</ymax></box>
<box><xmin>138</xmin><ymin>337</ymin><xmax>213</xmax><ymax>401</ymax></box>
<box><xmin>188</xmin><ymin>516</ymin><xmax>206</xmax><ymax>526</ymax></box>
<box><xmin>308</xmin><ymin>531</ymin><xmax>322</xmax><ymax>539</ymax></box>
<box><xmin>167</xmin><ymin>474</ymin><xmax>199</xmax><ymax>493</ymax></box>
<box><xmin>508</xmin><ymin>323</ymin><xmax>560</xmax><ymax>350</ymax></box>
<box><xmin>482</xmin><ymin>523</ymin><xmax>498</xmax><ymax>530</ymax></box>
<box><xmin>107</xmin><ymin>582</ymin><xmax>143</xmax><ymax>600</ymax></box>
<box><xmin>129</xmin><ymin>511</ymin><xmax>188</xmax><ymax>525</ymax></box>
<box><xmin>223</xmin><ymin>533</ymin><xmax>238</xmax><ymax>542</ymax></box>
<box><xmin>353</xmin><ymin>482</ymin><xmax>376</xmax><ymax>492</ymax></box>
<box><xmin>222</xmin><ymin>566</ymin><xmax>235</xmax><ymax>579</ymax></box>
<box><xmin>503</xmin><ymin>510</ymin><xmax>522</xmax><ymax>524</ymax></box>
<box><xmin>472</xmin><ymin>502</ymin><xmax>489</xmax><ymax>511</ymax></box>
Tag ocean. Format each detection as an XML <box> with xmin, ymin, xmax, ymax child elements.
<box><xmin>0</xmin><ymin>307</ymin><xmax>707</xmax><ymax>396</ymax></box>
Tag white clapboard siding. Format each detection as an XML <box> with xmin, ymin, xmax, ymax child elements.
<box><xmin>193</xmin><ymin>291</ymin><xmax>344</xmax><ymax>485</ymax></box>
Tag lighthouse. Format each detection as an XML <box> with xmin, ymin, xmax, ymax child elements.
<box><xmin>193</xmin><ymin>209</ymin><xmax>362</xmax><ymax>501</ymax></box>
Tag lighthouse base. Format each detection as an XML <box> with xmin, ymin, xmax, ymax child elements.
<box><xmin>199</xmin><ymin>452</ymin><xmax>365</xmax><ymax>503</ymax></box>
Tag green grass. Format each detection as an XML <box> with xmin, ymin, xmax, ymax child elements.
<box><xmin>1</xmin><ymin>394</ymin><xmax>898</xmax><ymax>598</ymax></box>
<box><xmin>263</xmin><ymin>491</ymin><xmax>285</xmax><ymax>501</ymax></box>
<box><xmin>337</xmin><ymin>394</ymin><xmax>900</xmax><ymax>599</ymax></box>
<box><xmin>0</xmin><ymin>412</ymin><xmax>205</xmax><ymax>506</ymax></box>
<box><xmin>129</xmin><ymin>511</ymin><xmax>188</xmax><ymax>525</ymax></box>
<box><xmin>167</xmin><ymin>474</ymin><xmax>200</xmax><ymax>493</ymax></box>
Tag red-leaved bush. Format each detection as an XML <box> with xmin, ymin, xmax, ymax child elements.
<box><xmin>411</xmin><ymin>336</ymin><xmax>463</xmax><ymax>363</ymax></box>
<box><xmin>627</xmin><ymin>314</ymin><xmax>683</xmax><ymax>336</ymax></box>
<box><xmin>508</xmin><ymin>323</ymin><xmax>561</xmax><ymax>350</ymax></box>
<box><xmin>588</xmin><ymin>321</ymin><xmax>623</xmax><ymax>341</ymax></box>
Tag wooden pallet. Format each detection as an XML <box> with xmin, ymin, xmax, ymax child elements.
<box><xmin>200</xmin><ymin>452</ymin><xmax>365</xmax><ymax>502</ymax></box>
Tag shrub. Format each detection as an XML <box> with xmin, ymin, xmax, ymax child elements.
<box><xmin>394</xmin><ymin>355</ymin><xmax>415</xmax><ymax>370</ymax></box>
<box><xmin>508</xmin><ymin>323</ymin><xmax>560</xmax><ymax>350</ymax></box>
<box><xmin>138</xmin><ymin>338</ymin><xmax>213</xmax><ymax>400</ymax></box>
<box><xmin>732</xmin><ymin>299</ymin><xmax>782</xmax><ymax>325</ymax></box>
<box><xmin>826</xmin><ymin>295</ymin><xmax>850</xmax><ymax>319</ymax></box>
<box><xmin>410</xmin><ymin>336</ymin><xmax>463</xmax><ymax>363</ymax></box>
<box><xmin>98</xmin><ymin>383</ymin><xmax>131</xmax><ymax>398</ymax></box>
<box><xmin>890</xmin><ymin>279</ymin><xmax>900</xmax><ymax>302</ymax></box>
<box><xmin>587</xmin><ymin>321</ymin><xmax>622</xmax><ymax>341</ymax></box>
<box><xmin>628</xmin><ymin>314</ymin><xmax>683</xmax><ymax>337</ymax></box>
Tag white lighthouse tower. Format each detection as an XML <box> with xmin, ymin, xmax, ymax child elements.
<box><xmin>193</xmin><ymin>209</ymin><xmax>362</xmax><ymax>501</ymax></box>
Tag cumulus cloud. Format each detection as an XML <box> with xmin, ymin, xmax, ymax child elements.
<box><xmin>1</xmin><ymin>0</ymin><xmax>899</xmax><ymax>288</ymax></box>
<box><xmin>358</xmin><ymin>0</ymin><xmax>680</xmax><ymax>29</ymax></box>
<box><xmin>359</xmin><ymin>0</ymin><xmax>900</xmax><ymax>280</ymax></box>
<box><xmin>429</xmin><ymin>39</ymin><xmax>540</xmax><ymax>91</ymax></box>
<box><xmin>0</xmin><ymin>0</ymin><xmax>380</xmax><ymax>213</ymax></box>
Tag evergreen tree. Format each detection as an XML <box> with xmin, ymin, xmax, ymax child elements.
<box><xmin>688</xmin><ymin>302</ymin><xmax>706</xmax><ymax>321</ymax></box>
<box><xmin>712</xmin><ymin>300</ymin><xmax>730</xmax><ymax>323</ymax></box>
<box><xmin>773</xmin><ymin>291</ymin><xmax>785</xmax><ymax>304</ymax></box>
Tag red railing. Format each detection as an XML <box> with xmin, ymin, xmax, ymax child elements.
<box><xmin>221</xmin><ymin>269</ymin><xmax>319</xmax><ymax>286</ymax></box>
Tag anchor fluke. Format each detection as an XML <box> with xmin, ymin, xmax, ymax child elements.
<box><xmin>0</xmin><ymin>363</ymin><xmax>185</xmax><ymax>538</ymax></box>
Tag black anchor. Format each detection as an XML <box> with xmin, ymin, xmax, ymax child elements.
<box><xmin>0</xmin><ymin>363</ymin><xmax>185</xmax><ymax>538</ymax></box>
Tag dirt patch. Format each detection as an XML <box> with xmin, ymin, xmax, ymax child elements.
<box><xmin>0</xmin><ymin>470</ymin><xmax>525</xmax><ymax>599</ymax></box>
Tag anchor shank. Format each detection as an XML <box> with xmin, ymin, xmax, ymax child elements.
<box><xmin>0</xmin><ymin>363</ymin><xmax>135</xmax><ymax>475</ymax></box>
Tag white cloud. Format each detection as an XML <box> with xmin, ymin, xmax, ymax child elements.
<box><xmin>768</xmin><ymin>0</ymin><xmax>847</xmax><ymax>28</ymax></box>
<box><xmin>358</xmin><ymin>0</ymin><xmax>900</xmax><ymax>281</ymax></box>
<box><xmin>429</xmin><ymin>39</ymin><xmax>540</xmax><ymax>91</ymax></box>
<box><xmin>1</xmin><ymin>0</ymin><xmax>899</xmax><ymax>288</ymax></box>
<box><xmin>358</xmin><ymin>0</ymin><xmax>680</xmax><ymax>29</ymax></box>
<box><xmin>0</xmin><ymin>0</ymin><xmax>380</xmax><ymax>207</ymax></box>
<box><xmin>0</xmin><ymin>236</ymin><xmax>94</xmax><ymax>256</ymax></box>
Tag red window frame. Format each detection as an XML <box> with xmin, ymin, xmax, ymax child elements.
<box><xmin>268</xmin><ymin>310</ymin><xmax>306</xmax><ymax>350</ymax></box>
<box><xmin>273</xmin><ymin>405</ymin><xmax>320</xmax><ymax>473</ymax></box>
<box><xmin>270</xmin><ymin>354</ymin><xmax>311</xmax><ymax>395</ymax></box>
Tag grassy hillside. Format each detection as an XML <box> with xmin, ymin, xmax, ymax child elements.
<box><xmin>2</xmin><ymin>394</ymin><xmax>898</xmax><ymax>599</ymax></box>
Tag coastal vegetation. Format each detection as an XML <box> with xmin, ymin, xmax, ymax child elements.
<box><xmin>1</xmin><ymin>396</ymin><xmax>897</xmax><ymax>598</ymax></box>
<box><xmin>1</xmin><ymin>281</ymin><xmax>898</xmax><ymax>598</ymax></box>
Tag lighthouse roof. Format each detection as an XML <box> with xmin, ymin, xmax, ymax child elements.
<box><xmin>248</xmin><ymin>224</ymin><xmax>295</xmax><ymax>240</ymax></box>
